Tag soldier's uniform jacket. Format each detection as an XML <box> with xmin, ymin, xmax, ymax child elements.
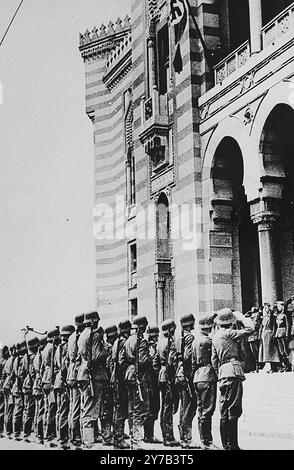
<box><xmin>212</xmin><ymin>325</ymin><xmax>254</xmax><ymax>381</ymax></box>
<box><xmin>157</xmin><ymin>335</ymin><xmax>178</xmax><ymax>384</ymax></box>
<box><xmin>176</xmin><ymin>330</ymin><xmax>194</xmax><ymax>383</ymax></box>
<box><xmin>54</xmin><ymin>342</ymin><xmax>69</xmax><ymax>390</ymax></box>
<box><xmin>192</xmin><ymin>332</ymin><xmax>217</xmax><ymax>383</ymax></box>
<box><xmin>0</xmin><ymin>357</ymin><xmax>7</xmax><ymax>393</ymax></box>
<box><xmin>2</xmin><ymin>355</ymin><xmax>14</xmax><ymax>394</ymax></box>
<box><xmin>67</xmin><ymin>330</ymin><xmax>81</xmax><ymax>386</ymax></box>
<box><xmin>11</xmin><ymin>355</ymin><xmax>25</xmax><ymax>396</ymax></box>
<box><xmin>123</xmin><ymin>333</ymin><xmax>152</xmax><ymax>384</ymax></box>
<box><xmin>33</xmin><ymin>349</ymin><xmax>44</xmax><ymax>398</ymax></box>
<box><xmin>41</xmin><ymin>343</ymin><xmax>56</xmax><ymax>389</ymax></box>
<box><xmin>77</xmin><ymin>327</ymin><xmax>108</xmax><ymax>383</ymax></box>
<box><xmin>105</xmin><ymin>342</ymin><xmax>113</xmax><ymax>380</ymax></box>
<box><xmin>149</xmin><ymin>341</ymin><xmax>160</xmax><ymax>375</ymax></box>
<box><xmin>111</xmin><ymin>336</ymin><xmax>127</xmax><ymax>383</ymax></box>
<box><xmin>22</xmin><ymin>353</ymin><xmax>36</xmax><ymax>394</ymax></box>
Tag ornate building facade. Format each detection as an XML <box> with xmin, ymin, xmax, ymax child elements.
<box><xmin>79</xmin><ymin>0</ymin><xmax>294</xmax><ymax>325</ymax></box>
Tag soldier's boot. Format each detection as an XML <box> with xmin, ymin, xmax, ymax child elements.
<box><xmin>227</xmin><ymin>419</ymin><xmax>241</xmax><ymax>450</ymax></box>
<box><xmin>101</xmin><ymin>420</ymin><xmax>113</xmax><ymax>446</ymax></box>
<box><xmin>181</xmin><ymin>427</ymin><xmax>200</xmax><ymax>449</ymax></box>
<box><xmin>83</xmin><ymin>425</ymin><xmax>95</xmax><ymax>449</ymax></box>
<box><xmin>144</xmin><ymin>419</ymin><xmax>161</xmax><ymax>443</ymax></box>
<box><xmin>220</xmin><ymin>418</ymin><xmax>229</xmax><ymax>450</ymax></box>
<box><xmin>132</xmin><ymin>424</ymin><xmax>145</xmax><ymax>450</ymax></box>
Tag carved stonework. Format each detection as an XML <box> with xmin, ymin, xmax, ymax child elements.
<box><xmin>243</xmin><ymin>106</ymin><xmax>254</xmax><ymax>125</ymax></box>
<box><xmin>239</xmin><ymin>71</ymin><xmax>256</xmax><ymax>95</ymax></box>
<box><xmin>151</xmin><ymin>168</ymin><xmax>174</xmax><ymax>195</ymax></box>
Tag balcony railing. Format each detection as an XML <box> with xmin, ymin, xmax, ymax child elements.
<box><xmin>214</xmin><ymin>41</ymin><xmax>250</xmax><ymax>85</ymax></box>
<box><xmin>262</xmin><ymin>3</ymin><xmax>294</xmax><ymax>50</ymax></box>
<box><xmin>214</xmin><ymin>2</ymin><xmax>294</xmax><ymax>85</ymax></box>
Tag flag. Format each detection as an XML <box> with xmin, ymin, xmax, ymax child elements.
<box><xmin>169</xmin><ymin>0</ymin><xmax>188</xmax><ymax>73</ymax></box>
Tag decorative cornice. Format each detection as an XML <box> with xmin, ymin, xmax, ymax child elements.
<box><xmin>103</xmin><ymin>47</ymin><xmax>132</xmax><ymax>91</ymax></box>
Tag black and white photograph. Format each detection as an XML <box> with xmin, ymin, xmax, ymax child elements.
<box><xmin>0</xmin><ymin>0</ymin><xmax>294</xmax><ymax>455</ymax></box>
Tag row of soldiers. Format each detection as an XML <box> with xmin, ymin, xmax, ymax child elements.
<box><xmin>0</xmin><ymin>308</ymin><xmax>254</xmax><ymax>450</ymax></box>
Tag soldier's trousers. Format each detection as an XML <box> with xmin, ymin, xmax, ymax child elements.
<box><xmin>23</xmin><ymin>392</ymin><xmax>35</xmax><ymax>437</ymax></box>
<box><xmin>0</xmin><ymin>392</ymin><xmax>4</xmax><ymax>435</ymax></box>
<box><xmin>194</xmin><ymin>382</ymin><xmax>217</xmax><ymax>446</ymax></box>
<box><xmin>219</xmin><ymin>377</ymin><xmax>243</xmax><ymax>450</ymax></box>
<box><xmin>113</xmin><ymin>381</ymin><xmax>128</xmax><ymax>445</ymax></box>
<box><xmin>4</xmin><ymin>394</ymin><xmax>13</xmax><ymax>435</ymax></box>
<box><xmin>127</xmin><ymin>381</ymin><xmax>149</xmax><ymax>445</ymax></box>
<box><xmin>144</xmin><ymin>380</ymin><xmax>160</xmax><ymax>440</ymax></box>
<box><xmin>34</xmin><ymin>396</ymin><xmax>44</xmax><ymax>440</ymax></box>
<box><xmin>101</xmin><ymin>384</ymin><xmax>113</xmax><ymax>444</ymax></box>
<box><xmin>160</xmin><ymin>384</ymin><xmax>175</xmax><ymax>443</ymax></box>
<box><xmin>179</xmin><ymin>385</ymin><xmax>197</xmax><ymax>443</ymax></box>
<box><xmin>43</xmin><ymin>389</ymin><xmax>57</xmax><ymax>440</ymax></box>
<box><xmin>56</xmin><ymin>389</ymin><xmax>70</xmax><ymax>444</ymax></box>
<box><xmin>13</xmin><ymin>394</ymin><xmax>24</xmax><ymax>437</ymax></box>
<box><xmin>69</xmin><ymin>384</ymin><xmax>81</xmax><ymax>444</ymax></box>
<box><xmin>80</xmin><ymin>380</ymin><xmax>104</xmax><ymax>446</ymax></box>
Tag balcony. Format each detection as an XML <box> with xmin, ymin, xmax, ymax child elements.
<box><xmin>214</xmin><ymin>3</ymin><xmax>294</xmax><ymax>85</ymax></box>
<box><xmin>199</xmin><ymin>2</ymin><xmax>294</xmax><ymax>126</ymax></box>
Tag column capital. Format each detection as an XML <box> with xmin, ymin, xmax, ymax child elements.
<box><xmin>157</xmin><ymin>276</ymin><xmax>165</xmax><ymax>289</ymax></box>
<box><xmin>251</xmin><ymin>212</ymin><xmax>279</xmax><ymax>231</ymax></box>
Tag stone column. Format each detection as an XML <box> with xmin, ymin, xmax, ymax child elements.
<box><xmin>251</xmin><ymin>211</ymin><xmax>280</xmax><ymax>305</ymax></box>
<box><xmin>248</xmin><ymin>0</ymin><xmax>262</xmax><ymax>53</ymax></box>
<box><xmin>157</xmin><ymin>277</ymin><xmax>165</xmax><ymax>323</ymax></box>
<box><xmin>147</xmin><ymin>35</ymin><xmax>156</xmax><ymax>95</ymax></box>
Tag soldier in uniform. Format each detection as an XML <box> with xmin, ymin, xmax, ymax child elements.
<box><xmin>144</xmin><ymin>326</ymin><xmax>161</xmax><ymax>444</ymax></box>
<box><xmin>0</xmin><ymin>345</ymin><xmax>9</xmax><ymax>438</ymax></box>
<box><xmin>157</xmin><ymin>319</ymin><xmax>180</xmax><ymax>447</ymax></box>
<box><xmin>2</xmin><ymin>345</ymin><xmax>16</xmax><ymax>439</ymax></box>
<box><xmin>101</xmin><ymin>325</ymin><xmax>118</xmax><ymax>446</ymax></box>
<box><xmin>177</xmin><ymin>314</ymin><xmax>198</xmax><ymax>448</ymax></box>
<box><xmin>67</xmin><ymin>314</ymin><xmax>84</xmax><ymax>449</ymax></box>
<box><xmin>12</xmin><ymin>341</ymin><xmax>26</xmax><ymax>440</ymax></box>
<box><xmin>212</xmin><ymin>308</ymin><xmax>254</xmax><ymax>450</ymax></box>
<box><xmin>111</xmin><ymin>319</ymin><xmax>131</xmax><ymax>449</ymax></box>
<box><xmin>246</xmin><ymin>307</ymin><xmax>261</xmax><ymax>372</ymax></box>
<box><xmin>192</xmin><ymin>315</ymin><xmax>218</xmax><ymax>449</ymax></box>
<box><xmin>33</xmin><ymin>336</ymin><xmax>47</xmax><ymax>444</ymax></box>
<box><xmin>77</xmin><ymin>311</ymin><xmax>108</xmax><ymax>449</ymax></box>
<box><xmin>22</xmin><ymin>337</ymin><xmax>39</xmax><ymax>442</ymax></box>
<box><xmin>124</xmin><ymin>315</ymin><xmax>151</xmax><ymax>450</ymax></box>
<box><xmin>54</xmin><ymin>324</ymin><xmax>75</xmax><ymax>449</ymax></box>
<box><xmin>42</xmin><ymin>328</ymin><xmax>60</xmax><ymax>447</ymax></box>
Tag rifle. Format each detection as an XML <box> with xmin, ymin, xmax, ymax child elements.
<box><xmin>135</xmin><ymin>328</ymin><xmax>144</xmax><ymax>402</ymax></box>
<box><xmin>180</xmin><ymin>329</ymin><xmax>195</xmax><ymax>399</ymax></box>
<box><xmin>88</xmin><ymin>320</ymin><xmax>95</xmax><ymax>398</ymax></box>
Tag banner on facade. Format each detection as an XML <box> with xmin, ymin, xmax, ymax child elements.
<box><xmin>169</xmin><ymin>0</ymin><xmax>188</xmax><ymax>73</ymax></box>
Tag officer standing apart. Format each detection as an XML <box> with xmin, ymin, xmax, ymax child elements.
<box><xmin>192</xmin><ymin>315</ymin><xmax>218</xmax><ymax>449</ymax></box>
<box><xmin>212</xmin><ymin>308</ymin><xmax>254</xmax><ymax>450</ymax></box>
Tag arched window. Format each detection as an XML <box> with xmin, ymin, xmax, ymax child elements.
<box><xmin>156</xmin><ymin>193</ymin><xmax>170</xmax><ymax>260</ymax></box>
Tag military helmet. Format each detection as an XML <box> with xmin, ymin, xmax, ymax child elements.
<box><xmin>118</xmin><ymin>319</ymin><xmax>132</xmax><ymax>333</ymax></box>
<box><xmin>47</xmin><ymin>328</ymin><xmax>60</xmax><ymax>341</ymax></box>
<box><xmin>215</xmin><ymin>308</ymin><xmax>235</xmax><ymax>326</ymax></box>
<box><xmin>19</xmin><ymin>341</ymin><xmax>27</xmax><ymax>354</ymax></box>
<box><xmin>1</xmin><ymin>345</ymin><xmax>9</xmax><ymax>359</ymax></box>
<box><xmin>147</xmin><ymin>326</ymin><xmax>159</xmax><ymax>337</ymax></box>
<box><xmin>180</xmin><ymin>313</ymin><xmax>195</xmax><ymax>328</ymax></box>
<box><xmin>75</xmin><ymin>314</ymin><xmax>85</xmax><ymax>325</ymax></box>
<box><xmin>27</xmin><ymin>337</ymin><xmax>39</xmax><ymax>351</ymax></box>
<box><xmin>161</xmin><ymin>319</ymin><xmax>176</xmax><ymax>332</ymax></box>
<box><xmin>132</xmin><ymin>315</ymin><xmax>148</xmax><ymax>328</ymax></box>
<box><xmin>104</xmin><ymin>325</ymin><xmax>118</xmax><ymax>338</ymax></box>
<box><xmin>39</xmin><ymin>337</ymin><xmax>47</xmax><ymax>348</ymax></box>
<box><xmin>84</xmin><ymin>311</ymin><xmax>100</xmax><ymax>325</ymax></box>
<box><xmin>60</xmin><ymin>325</ymin><xmax>75</xmax><ymax>337</ymax></box>
<box><xmin>199</xmin><ymin>315</ymin><xmax>214</xmax><ymax>329</ymax></box>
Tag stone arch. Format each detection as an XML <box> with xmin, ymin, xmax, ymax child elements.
<box><xmin>202</xmin><ymin>115</ymin><xmax>258</xmax><ymax>200</ymax></box>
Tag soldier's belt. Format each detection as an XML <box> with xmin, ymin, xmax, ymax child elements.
<box><xmin>220</xmin><ymin>357</ymin><xmax>238</xmax><ymax>366</ymax></box>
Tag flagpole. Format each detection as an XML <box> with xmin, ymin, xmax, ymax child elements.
<box><xmin>184</xmin><ymin>0</ymin><xmax>214</xmax><ymax>75</ymax></box>
<box><xmin>0</xmin><ymin>0</ymin><xmax>25</xmax><ymax>47</ymax></box>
